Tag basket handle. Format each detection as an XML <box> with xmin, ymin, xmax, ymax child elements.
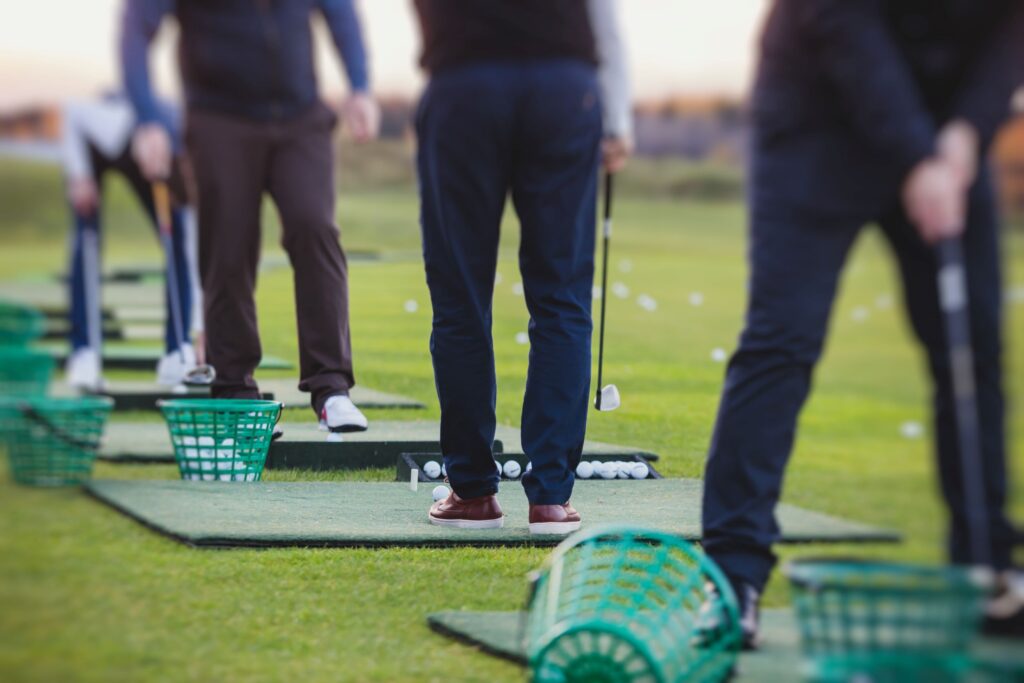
<box><xmin>19</xmin><ymin>404</ymin><xmax>101</xmax><ymax>452</ymax></box>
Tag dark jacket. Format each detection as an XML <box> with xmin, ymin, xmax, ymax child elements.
<box><xmin>121</xmin><ymin>0</ymin><xmax>369</xmax><ymax>124</ymax></box>
<box><xmin>752</xmin><ymin>0</ymin><xmax>1024</xmax><ymax>213</ymax></box>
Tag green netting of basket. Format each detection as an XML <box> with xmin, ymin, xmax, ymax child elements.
<box><xmin>0</xmin><ymin>300</ymin><xmax>46</xmax><ymax>346</ymax></box>
<box><xmin>525</xmin><ymin>526</ymin><xmax>743</xmax><ymax>683</ymax></box>
<box><xmin>0</xmin><ymin>346</ymin><xmax>55</xmax><ymax>397</ymax></box>
<box><xmin>158</xmin><ymin>399</ymin><xmax>282</xmax><ymax>482</ymax></box>
<box><xmin>0</xmin><ymin>396</ymin><xmax>113</xmax><ymax>486</ymax></box>
<box><xmin>784</xmin><ymin>558</ymin><xmax>992</xmax><ymax>683</ymax></box>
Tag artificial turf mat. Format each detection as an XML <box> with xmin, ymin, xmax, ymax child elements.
<box><xmin>41</xmin><ymin>344</ymin><xmax>294</xmax><ymax>371</ymax></box>
<box><xmin>97</xmin><ymin>420</ymin><xmax>655</xmax><ymax>467</ymax></box>
<box><xmin>84</xmin><ymin>479</ymin><xmax>899</xmax><ymax>548</ymax></box>
<box><xmin>425</xmin><ymin>609</ymin><xmax>1024</xmax><ymax>681</ymax></box>
<box><xmin>61</xmin><ymin>379</ymin><xmax>425</xmax><ymax>413</ymax></box>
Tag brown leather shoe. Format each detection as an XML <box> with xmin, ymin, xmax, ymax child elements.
<box><xmin>429</xmin><ymin>491</ymin><xmax>504</xmax><ymax>529</ymax></box>
<box><xmin>529</xmin><ymin>502</ymin><xmax>581</xmax><ymax>535</ymax></box>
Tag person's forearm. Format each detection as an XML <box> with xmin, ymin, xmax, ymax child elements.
<box><xmin>321</xmin><ymin>0</ymin><xmax>370</xmax><ymax>92</ymax></box>
<box><xmin>589</xmin><ymin>0</ymin><xmax>633</xmax><ymax>141</ymax></box>
<box><xmin>60</xmin><ymin>105</ymin><xmax>93</xmax><ymax>182</ymax></box>
<box><xmin>794</xmin><ymin>0</ymin><xmax>936</xmax><ymax>176</ymax></box>
<box><xmin>951</xmin><ymin>3</ymin><xmax>1024</xmax><ymax>148</ymax></box>
<box><xmin>120</xmin><ymin>0</ymin><xmax>169</xmax><ymax>124</ymax></box>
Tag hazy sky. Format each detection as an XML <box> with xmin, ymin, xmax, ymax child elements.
<box><xmin>0</xmin><ymin>1</ymin><xmax>769</xmax><ymax>110</ymax></box>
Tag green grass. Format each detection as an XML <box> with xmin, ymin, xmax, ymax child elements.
<box><xmin>0</xmin><ymin>156</ymin><xmax>1022</xmax><ymax>682</ymax></box>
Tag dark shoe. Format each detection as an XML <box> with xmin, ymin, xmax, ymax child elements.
<box><xmin>696</xmin><ymin>580</ymin><xmax>760</xmax><ymax>651</ymax></box>
<box><xmin>429</xmin><ymin>491</ymin><xmax>504</xmax><ymax>529</ymax></box>
<box><xmin>528</xmin><ymin>502</ymin><xmax>582</xmax><ymax>535</ymax></box>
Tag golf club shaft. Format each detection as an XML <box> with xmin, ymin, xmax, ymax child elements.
<box><xmin>81</xmin><ymin>225</ymin><xmax>103</xmax><ymax>357</ymax></box>
<box><xmin>595</xmin><ymin>172</ymin><xmax>614</xmax><ymax>410</ymax></box>
<box><xmin>153</xmin><ymin>182</ymin><xmax>188</xmax><ymax>365</ymax></box>
<box><xmin>936</xmin><ymin>236</ymin><xmax>991</xmax><ymax>567</ymax></box>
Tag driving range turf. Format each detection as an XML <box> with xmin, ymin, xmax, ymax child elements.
<box><xmin>1</xmin><ymin>156</ymin><xmax>1022</xmax><ymax>682</ymax></box>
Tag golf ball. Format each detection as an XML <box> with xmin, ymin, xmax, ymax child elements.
<box><xmin>618</xmin><ymin>259</ymin><xmax>633</xmax><ymax>273</ymax></box>
<box><xmin>512</xmin><ymin>282</ymin><xmax>524</xmax><ymax>296</ymax></box>
<box><xmin>689</xmin><ymin>291</ymin><xmax>705</xmax><ymax>307</ymax></box>
<box><xmin>525</xmin><ymin>461</ymin><xmax>532</xmax><ymax>474</ymax></box>
<box><xmin>900</xmin><ymin>421</ymin><xmax>925</xmax><ymax>439</ymax></box>
<box><xmin>441</xmin><ymin>463</ymin><xmax>447</xmax><ymax>477</ymax></box>
<box><xmin>851</xmin><ymin>306</ymin><xmax>870</xmax><ymax>323</ymax></box>
<box><xmin>616</xmin><ymin>461</ymin><xmax>631</xmax><ymax>479</ymax></box>
<box><xmin>875</xmin><ymin>293</ymin><xmax>894</xmax><ymax>309</ymax></box>
<box><xmin>432</xmin><ymin>485</ymin><xmax>450</xmax><ymax>502</ymax></box>
<box><xmin>423</xmin><ymin>460</ymin><xmax>442</xmax><ymax>479</ymax></box>
<box><xmin>404</xmin><ymin>299</ymin><xmax>419</xmax><ymax>313</ymax></box>
<box><xmin>612</xmin><ymin>282</ymin><xmax>630</xmax><ymax>299</ymax></box>
<box><xmin>637</xmin><ymin>294</ymin><xmax>658</xmax><ymax>312</ymax></box>
<box><xmin>598</xmin><ymin>462</ymin><xmax>617</xmax><ymax>479</ymax></box>
<box><xmin>576</xmin><ymin>461</ymin><xmax>594</xmax><ymax>479</ymax></box>
<box><xmin>494</xmin><ymin>459</ymin><xmax>502</xmax><ymax>476</ymax></box>
<box><xmin>592</xmin><ymin>286</ymin><xmax>602</xmax><ymax>301</ymax></box>
<box><xmin>172</xmin><ymin>384</ymin><xmax>188</xmax><ymax>395</ymax></box>
<box><xmin>631</xmin><ymin>463</ymin><xmax>650</xmax><ymax>480</ymax></box>
<box><xmin>326</xmin><ymin>432</ymin><xmax>344</xmax><ymax>443</ymax></box>
<box><xmin>503</xmin><ymin>460</ymin><xmax>522</xmax><ymax>479</ymax></box>
<box><xmin>711</xmin><ymin>348</ymin><xmax>728</xmax><ymax>363</ymax></box>
<box><xmin>515</xmin><ymin>332</ymin><xmax>529</xmax><ymax>345</ymax></box>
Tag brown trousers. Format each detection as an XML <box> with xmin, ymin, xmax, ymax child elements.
<box><xmin>185</xmin><ymin>103</ymin><xmax>354</xmax><ymax>413</ymax></box>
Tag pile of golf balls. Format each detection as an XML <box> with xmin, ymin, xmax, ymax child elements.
<box><xmin>576</xmin><ymin>460</ymin><xmax>649</xmax><ymax>480</ymax></box>
<box><xmin>419</xmin><ymin>459</ymin><xmax>527</xmax><ymax>481</ymax></box>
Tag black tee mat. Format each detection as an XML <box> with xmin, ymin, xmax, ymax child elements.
<box><xmin>84</xmin><ymin>479</ymin><xmax>900</xmax><ymax>549</ymax></box>
<box><xmin>97</xmin><ymin>421</ymin><xmax>655</xmax><ymax>468</ymax></box>
<box><xmin>425</xmin><ymin>609</ymin><xmax>1024</xmax><ymax>681</ymax></box>
<box><xmin>42</xmin><ymin>344</ymin><xmax>293</xmax><ymax>371</ymax></box>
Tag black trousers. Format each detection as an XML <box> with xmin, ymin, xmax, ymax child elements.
<box><xmin>702</xmin><ymin>168</ymin><xmax>1014</xmax><ymax>591</ymax></box>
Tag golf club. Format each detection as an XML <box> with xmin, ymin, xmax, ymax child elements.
<box><xmin>81</xmin><ymin>222</ymin><xmax>103</xmax><ymax>389</ymax></box>
<box><xmin>153</xmin><ymin>182</ymin><xmax>188</xmax><ymax>366</ymax></box>
<box><xmin>935</xmin><ymin>236</ymin><xmax>990</xmax><ymax>567</ymax></box>
<box><xmin>594</xmin><ymin>171</ymin><xmax>620</xmax><ymax>412</ymax></box>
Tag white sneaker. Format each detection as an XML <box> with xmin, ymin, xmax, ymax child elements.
<box><xmin>320</xmin><ymin>394</ymin><xmax>368</xmax><ymax>433</ymax></box>
<box><xmin>66</xmin><ymin>347</ymin><xmax>104</xmax><ymax>393</ymax></box>
<box><xmin>156</xmin><ymin>344</ymin><xmax>197</xmax><ymax>386</ymax></box>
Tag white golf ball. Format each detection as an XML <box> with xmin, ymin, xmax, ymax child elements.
<box><xmin>494</xmin><ymin>272</ymin><xmax>504</xmax><ymax>285</ymax></box>
<box><xmin>198</xmin><ymin>436</ymin><xmax>215</xmax><ymax>447</ymax></box>
<box><xmin>711</xmin><ymin>348</ymin><xmax>728</xmax><ymax>363</ymax></box>
<box><xmin>172</xmin><ymin>384</ymin><xmax>188</xmax><ymax>395</ymax></box>
<box><xmin>631</xmin><ymin>463</ymin><xmax>650</xmax><ymax>480</ymax></box>
<box><xmin>616</xmin><ymin>461</ymin><xmax>630</xmax><ymax>479</ymax></box>
<box><xmin>512</xmin><ymin>282</ymin><xmax>524</xmax><ymax>296</ymax></box>
<box><xmin>525</xmin><ymin>461</ymin><xmax>532</xmax><ymax>474</ymax></box>
<box><xmin>592</xmin><ymin>286</ymin><xmax>603</xmax><ymax>301</ymax></box>
<box><xmin>689</xmin><ymin>292</ymin><xmax>705</xmax><ymax>307</ymax></box>
<box><xmin>404</xmin><ymin>299</ymin><xmax>419</xmax><ymax>313</ymax></box>
<box><xmin>326</xmin><ymin>432</ymin><xmax>344</xmax><ymax>443</ymax></box>
<box><xmin>423</xmin><ymin>460</ymin><xmax>442</xmax><ymax>479</ymax></box>
<box><xmin>494</xmin><ymin>460</ymin><xmax>502</xmax><ymax>476</ymax></box>
<box><xmin>598</xmin><ymin>462</ymin><xmax>617</xmax><ymax>479</ymax></box>
<box><xmin>637</xmin><ymin>294</ymin><xmax>658</xmax><ymax>312</ymax></box>
<box><xmin>900</xmin><ymin>421</ymin><xmax>925</xmax><ymax>439</ymax></box>
<box><xmin>432</xmin><ymin>485</ymin><xmax>450</xmax><ymax>502</ymax></box>
<box><xmin>618</xmin><ymin>259</ymin><xmax>633</xmax><ymax>273</ymax></box>
<box><xmin>441</xmin><ymin>463</ymin><xmax>447</xmax><ymax>477</ymax></box>
<box><xmin>612</xmin><ymin>282</ymin><xmax>630</xmax><ymax>299</ymax></box>
<box><xmin>515</xmin><ymin>332</ymin><xmax>529</xmax><ymax>345</ymax></box>
<box><xmin>503</xmin><ymin>460</ymin><xmax>522</xmax><ymax>479</ymax></box>
<box><xmin>875</xmin><ymin>293</ymin><xmax>894</xmax><ymax>310</ymax></box>
<box><xmin>851</xmin><ymin>306</ymin><xmax>870</xmax><ymax>323</ymax></box>
<box><xmin>576</xmin><ymin>461</ymin><xmax>594</xmax><ymax>479</ymax></box>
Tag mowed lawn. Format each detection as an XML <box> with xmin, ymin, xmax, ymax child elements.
<box><xmin>0</xmin><ymin>157</ymin><xmax>1022</xmax><ymax>682</ymax></box>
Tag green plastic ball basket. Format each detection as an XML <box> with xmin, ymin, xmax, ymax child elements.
<box><xmin>0</xmin><ymin>396</ymin><xmax>112</xmax><ymax>486</ymax></box>
<box><xmin>158</xmin><ymin>399</ymin><xmax>282</xmax><ymax>482</ymax></box>
<box><xmin>525</xmin><ymin>526</ymin><xmax>742</xmax><ymax>683</ymax></box>
<box><xmin>0</xmin><ymin>346</ymin><xmax>55</xmax><ymax>397</ymax></box>
<box><xmin>0</xmin><ymin>300</ymin><xmax>45</xmax><ymax>346</ymax></box>
<box><xmin>784</xmin><ymin>558</ymin><xmax>992</xmax><ymax>683</ymax></box>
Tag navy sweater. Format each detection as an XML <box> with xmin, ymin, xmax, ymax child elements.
<box><xmin>121</xmin><ymin>0</ymin><xmax>370</xmax><ymax>124</ymax></box>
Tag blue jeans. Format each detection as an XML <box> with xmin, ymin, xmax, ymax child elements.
<box><xmin>702</xmin><ymin>167</ymin><xmax>1014</xmax><ymax>590</ymax></box>
<box><xmin>416</xmin><ymin>60</ymin><xmax>602</xmax><ymax>505</ymax></box>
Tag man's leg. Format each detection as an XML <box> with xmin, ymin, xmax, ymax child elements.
<box><xmin>879</xmin><ymin>172</ymin><xmax>1014</xmax><ymax>569</ymax></box>
<box><xmin>702</xmin><ymin>202</ymin><xmax>862</xmax><ymax>592</ymax></box>
<box><xmin>416</xmin><ymin>66</ymin><xmax>514</xmax><ymax>500</ymax></box>
<box><xmin>266</xmin><ymin>104</ymin><xmax>354</xmax><ymax>415</ymax></box>
<box><xmin>185</xmin><ymin>110</ymin><xmax>267</xmax><ymax>399</ymax></box>
<box><xmin>511</xmin><ymin>61</ymin><xmax>602</xmax><ymax>506</ymax></box>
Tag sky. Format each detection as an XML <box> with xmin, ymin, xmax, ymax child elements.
<box><xmin>0</xmin><ymin>1</ymin><xmax>769</xmax><ymax>110</ymax></box>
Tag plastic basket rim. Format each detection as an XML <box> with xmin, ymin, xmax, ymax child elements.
<box><xmin>157</xmin><ymin>398</ymin><xmax>283</xmax><ymax>413</ymax></box>
<box><xmin>0</xmin><ymin>395</ymin><xmax>114</xmax><ymax>411</ymax></box>
<box><xmin>531</xmin><ymin>619</ymin><xmax>668</xmax><ymax>683</ymax></box>
<box><xmin>783</xmin><ymin>557</ymin><xmax>994</xmax><ymax>593</ymax></box>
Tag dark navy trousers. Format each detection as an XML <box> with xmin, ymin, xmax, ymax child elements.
<box><xmin>702</xmin><ymin>168</ymin><xmax>1014</xmax><ymax>591</ymax></box>
<box><xmin>416</xmin><ymin>60</ymin><xmax>602</xmax><ymax>505</ymax></box>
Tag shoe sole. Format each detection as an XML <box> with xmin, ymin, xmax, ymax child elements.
<box><xmin>429</xmin><ymin>515</ymin><xmax>504</xmax><ymax>530</ymax></box>
<box><xmin>328</xmin><ymin>424</ymin><xmax>369</xmax><ymax>434</ymax></box>
<box><xmin>529</xmin><ymin>521</ymin><xmax>582</xmax><ymax>535</ymax></box>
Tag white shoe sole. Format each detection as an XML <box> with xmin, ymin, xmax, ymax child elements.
<box><xmin>529</xmin><ymin>521</ymin><xmax>582</xmax><ymax>535</ymax></box>
<box><xmin>429</xmin><ymin>515</ymin><xmax>504</xmax><ymax>530</ymax></box>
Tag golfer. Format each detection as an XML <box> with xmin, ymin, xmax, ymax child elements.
<box><xmin>120</xmin><ymin>0</ymin><xmax>380</xmax><ymax>432</ymax></box>
<box><xmin>61</xmin><ymin>92</ymin><xmax>197</xmax><ymax>391</ymax></box>
<box><xmin>702</xmin><ymin>0</ymin><xmax>1024</xmax><ymax>647</ymax></box>
<box><xmin>414</xmin><ymin>0</ymin><xmax>633</xmax><ymax>533</ymax></box>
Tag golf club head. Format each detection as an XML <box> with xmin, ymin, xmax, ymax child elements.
<box><xmin>183</xmin><ymin>364</ymin><xmax>217</xmax><ymax>387</ymax></box>
<box><xmin>596</xmin><ymin>384</ymin><xmax>621</xmax><ymax>412</ymax></box>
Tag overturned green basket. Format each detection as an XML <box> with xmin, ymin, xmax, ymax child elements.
<box><xmin>785</xmin><ymin>558</ymin><xmax>992</xmax><ymax>683</ymax></box>
<box><xmin>0</xmin><ymin>300</ymin><xmax>45</xmax><ymax>346</ymax></box>
<box><xmin>525</xmin><ymin>526</ymin><xmax>742</xmax><ymax>683</ymax></box>
<box><xmin>0</xmin><ymin>346</ymin><xmax>55</xmax><ymax>397</ymax></box>
<box><xmin>158</xmin><ymin>399</ymin><xmax>282</xmax><ymax>482</ymax></box>
<box><xmin>0</xmin><ymin>396</ymin><xmax>113</xmax><ymax>486</ymax></box>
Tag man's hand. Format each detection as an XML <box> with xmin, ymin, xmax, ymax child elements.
<box><xmin>341</xmin><ymin>92</ymin><xmax>380</xmax><ymax>143</ymax></box>
<box><xmin>902</xmin><ymin>158</ymin><xmax>967</xmax><ymax>244</ymax></box>
<box><xmin>68</xmin><ymin>177</ymin><xmax>99</xmax><ymax>216</ymax></box>
<box><xmin>937</xmin><ymin>119</ymin><xmax>980</xmax><ymax>189</ymax></box>
<box><xmin>131</xmin><ymin>123</ymin><xmax>172</xmax><ymax>181</ymax></box>
<box><xmin>602</xmin><ymin>135</ymin><xmax>634</xmax><ymax>173</ymax></box>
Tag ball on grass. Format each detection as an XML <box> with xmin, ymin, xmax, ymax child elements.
<box><xmin>423</xmin><ymin>460</ymin><xmax>442</xmax><ymax>479</ymax></box>
<box><xmin>502</xmin><ymin>460</ymin><xmax>522</xmax><ymax>479</ymax></box>
<box><xmin>432</xmin><ymin>485</ymin><xmax>450</xmax><ymax>502</ymax></box>
<box><xmin>575</xmin><ymin>461</ymin><xmax>594</xmax><ymax>479</ymax></box>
